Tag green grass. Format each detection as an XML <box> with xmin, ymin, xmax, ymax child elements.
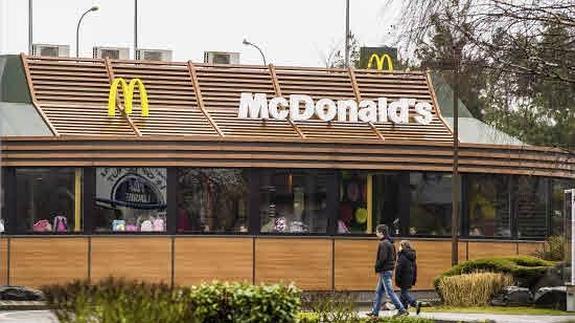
<box><xmin>421</xmin><ymin>306</ymin><xmax>570</xmax><ymax>316</ymax></box>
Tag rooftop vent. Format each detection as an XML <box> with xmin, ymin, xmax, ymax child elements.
<box><xmin>93</xmin><ymin>47</ymin><xmax>130</xmax><ymax>60</ymax></box>
<box><xmin>31</xmin><ymin>44</ymin><xmax>70</xmax><ymax>57</ymax></box>
<box><xmin>204</xmin><ymin>51</ymin><xmax>240</xmax><ymax>65</ymax></box>
<box><xmin>136</xmin><ymin>49</ymin><xmax>173</xmax><ymax>62</ymax></box>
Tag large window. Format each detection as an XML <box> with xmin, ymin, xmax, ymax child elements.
<box><xmin>515</xmin><ymin>176</ymin><xmax>548</xmax><ymax>238</ymax></box>
<box><xmin>338</xmin><ymin>172</ymin><xmax>368</xmax><ymax>234</ymax></box>
<box><xmin>16</xmin><ymin>168</ymin><xmax>81</xmax><ymax>233</ymax></box>
<box><xmin>409</xmin><ymin>172</ymin><xmax>452</xmax><ymax>236</ymax></box>
<box><xmin>177</xmin><ymin>169</ymin><xmax>248</xmax><ymax>233</ymax></box>
<box><xmin>465</xmin><ymin>174</ymin><xmax>512</xmax><ymax>237</ymax></box>
<box><xmin>95</xmin><ymin>168</ymin><xmax>167</xmax><ymax>232</ymax></box>
<box><xmin>550</xmin><ymin>179</ymin><xmax>574</xmax><ymax>236</ymax></box>
<box><xmin>259</xmin><ymin>170</ymin><xmax>330</xmax><ymax>234</ymax></box>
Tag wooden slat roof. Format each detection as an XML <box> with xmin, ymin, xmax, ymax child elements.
<box><xmin>21</xmin><ymin>55</ymin><xmax>453</xmax><ymax>143</ymax></box>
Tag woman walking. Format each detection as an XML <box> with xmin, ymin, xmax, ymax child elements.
<box><xmin>395</xmin><ymin>240</ymin><xmax>421</xmax><ymax>314</ymax></box>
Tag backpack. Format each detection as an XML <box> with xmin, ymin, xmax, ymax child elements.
<box><xmin>33</xmin><ymin>220</ymin><xmax>52</xmax><ymax>232</ymax></box>
<box><xmin>53</xmin><ymin>216</ymin><xmax>68</xmax><ymax>232</ymax></box>
<box><xmin>152</xmin><ymin>217</ymin><xmax>165</xmax><ymax>232</ymax></box>
<box><xmin>140</xmin><ymin>220</ymin><xmax>153</xmax><ymax>232</ymax></box>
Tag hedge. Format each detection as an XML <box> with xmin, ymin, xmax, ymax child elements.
<box><xmin>43</xmin><ymin>278</ymin><xmax>301</xmax><ymax>323</ymax></box>
<box><xmin>433</xmin><ymin>256</ymin><xmax>554</xmax><ymax>297</ymax></box>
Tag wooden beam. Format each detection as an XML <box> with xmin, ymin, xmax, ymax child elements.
<box><xmin>187</xmin><ymin>61</ymin><xmax>225</xmax><ymax>137</ymax></box>
<box><xmin>19</xmin><ymin>53</ymin><xmax>60</xmax><ymax>137</ymax></box>
<box><xmin>268</xmin><ymin>64</ymin><xmax>306</xmax><ymax>139</ymax></box>
<box><xmin>103</xmin><ymin>58</ymin><xmax>142</xmax><ymax>137</ymax></box>
<box><xmin>348</xmin><ymin>67</ymin><xmax>385</xmax><ymax>141</ymax></box>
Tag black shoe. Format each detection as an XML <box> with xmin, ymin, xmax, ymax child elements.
<box><xmin>393</xmin><ymin>310</ymin><xmax>409</xmax><ymax>317</ymax></box>
<box><xmin>416</xmin><ymin>301</ymin><xmax>422</xmax><ymax>315</ymax></box>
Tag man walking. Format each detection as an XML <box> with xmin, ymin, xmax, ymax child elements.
<box><xmin>366</xmin><ymin>224</ymin><xmax>408</xmax><ymax>318</ymax></box>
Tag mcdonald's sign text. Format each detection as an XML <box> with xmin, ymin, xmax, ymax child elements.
<box><xmin>108</xmin><ymin>78</ymin><xmax>149</xmax><ymax>117</ymax></box>
<box><xmin>238</xmin><ymin>93</ymin><xmax>434</xmax><ymax>125</ymax></box>
<box><xmin>367</xmin><ymin>53</ymin><xmax>394</xmax><ymax>71</ymax></box>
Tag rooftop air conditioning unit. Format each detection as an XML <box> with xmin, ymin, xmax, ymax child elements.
<box><xmin>136</xmin><ymin>49</ymin><xmax>173</xmax><ymax>62</ymax></box>
<box><xmin>204</xmin><ymin>51</ymin><xmax>240</xmax><ymax>65</ymax></box>
<box><xmin>31</xmin><ymin>44</ymin><xmax>70</xmax><ymax>57</ymax></box>
<box><xmin>93</xmin><ymin>47</ymin><xmax>130</xmax><ymax>60</ymax></box>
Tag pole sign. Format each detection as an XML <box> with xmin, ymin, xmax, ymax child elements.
<box><xmin>359</xmin><ymin>47</ymin><xmax>397</xmax><ymax>71</ymax></box>
<box><xmin>238</xmin><ymin>93</ymin><xmax>434</xmax><ymax>125</ymax></box>
<box><xmin>107</xmin><ymin>78</ymin><xmax>149</xmax><ymax>117</ymax></box>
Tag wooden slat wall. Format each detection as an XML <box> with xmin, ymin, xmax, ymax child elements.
<box><xmin>91</xmin><ymin>237</ymin><xmax>171</xmax><ymax>283</ymax></box>
<box><xmin>21</xmin><ymin>56</ymin><xmax>456</xmax><ymax>142</ymax></box>
<box><xmin>0</xmin><ymin>238</ymin><xmax>8</xmax><ymax>285</ymax></box>
<box><xmin>334</xmin><ymin>239</ymin><xmax>378</xmax><ymax>290</ymax></box>
<box><xmin>174</xmin><ymin>237</ymin><xmax>253</xmax><ymax>286</ymax></box>
<box><xmin>0</xmin><ymin>237</ymin><xmax>548</xmax><ymax>290</ymax></box>
<box><xmin>25</xmin><ymin>57</ymin><xmax>135</xmax><ymax>136</ymax></box>
<box><xmin>255</xmin><ymin>238</ymin><xmax>332</xmax><ymax>290</ymax></box>
<box><xmin>195</xmin><ymin>65</ymin><xmax>300</xmax><ymax>138</ymax></box>
<box><xmin>467</xmin><ymin>241</ymin><xmax>518</xmax><ymax>260</ymax></box>
<box><xmin>2</xmin><ymin>137</ymin><xmax>574</xmax><ymax>178</ymax></box>
<box><xmin>9</xmin><ymin>237</ymin><xmax>88</xmax><ymax>287</ymax></box>
<box><xmin>109</xmin><ymin>61</ymin><xmax>218</xmax><ymax>136</ymax></box>
<box><xmin>354</xmin><ymin>70</ymin><xmax>452</xmax><ymax>142</ymax></box>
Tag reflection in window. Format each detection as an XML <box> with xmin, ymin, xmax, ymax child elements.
<box><xmin>95</xmin><ymin>168</ymin><xmax>167</xmax><ymax>232</ymax></box>
<box><xmin>338</xmin><ymin>172</ymin><xmax>368</xmax><ymax>234</ymax></box>
<box><xmin>177</xmin><ymin>169</ymin><xmax>248</xmax><ymax>233</ymax></box>
<box><xmin>259</xmin><ymin>170</ymin><xmax>329</xmax><ymax>234</ymax></box>
<box><xmin>16</xmin><ymin>168</ymin><xmax>80</xmax><ymax>233</ymax></box>
<box><xmin>466</xmin><ymin>174</ymin><xmax>511</xmax><ymax>237</ymax></box>
<box><xmin>372</xmin><ymin>173</ymin><xmax>403</xmax><ymax>236</ymax></box>
<box><xmin>409</xmin><ymin>172</ymin><xmax>452</xmax><ymax>236</ymax></box>
<box><xmin>515</xmin><ymin>176</ymin><xmax>548</xmax><ymax>238</ymax></box>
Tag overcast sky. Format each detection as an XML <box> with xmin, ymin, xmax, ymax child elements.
<box><xmin>0</xmin><ymin>0</ymin><xmax>402</xmax><ymax>67</ymax></box>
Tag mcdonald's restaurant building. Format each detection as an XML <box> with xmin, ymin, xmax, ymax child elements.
<box><xmin>0</xmin><ymin>54</ymin><xmax>574</xmax><ymax>291</ymax></box>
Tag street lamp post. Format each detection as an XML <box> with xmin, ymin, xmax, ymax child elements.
<box><xmin>76</xmin><ymin>6</ymin><xmax>99</xmax><ymax>57</ymax></box>
<box><xmin>242</xmin><ymin>39</ymin><xmax>267</xmax><ymax>66</ymax></box>
<box><xmin>344</xmin><ymin>0</ymin><xmax>350</xmax><ymax>68</ymax></box>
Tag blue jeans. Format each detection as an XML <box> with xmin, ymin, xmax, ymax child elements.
<box><xmin>371</xmin><ymin>271</ymin><xmax>405</xmax><ymax>315</ymax></box>
<box><xmin>400</xmin><ymin>288</ymin><xmax>417</xmax><ymax>308</ymax></box>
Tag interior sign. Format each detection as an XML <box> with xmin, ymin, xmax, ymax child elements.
<box><xmin>238</xmin><ymin>93</ymin><xmax>434</xmax><ymax>125</ymax></box>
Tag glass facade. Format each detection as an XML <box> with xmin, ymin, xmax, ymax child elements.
<box><xmin>5</xmin><ymin>167</ymin><xmax>574</xmax><ymax>238</ymax></box>
<box><xmin>177</xmin><ymin>168</ymin><xmax>248</xmax><ymax>233</ymax></box>
<box><xmin>95</xmin><ymin>168</ymin><xmax>167</xmax><ymax>232</ymax></box>
<box><xmin>409</xmin><ymin>172</ymin><xmax>452</xmax><ymax>236</ymax></box>
<box><xmin>15</xmin><ymin>168</ymin><xmax>81</xmax><ymax>233</ymax></box>
<box><xmin>465</xmin><ymin>174</ymin><xmax>511</xmax><ymax>238</ymax></box>
<box><xmin>259</xmin><ymin>170</ymin><xmax>330</xmax><ymax>234</ymax></box>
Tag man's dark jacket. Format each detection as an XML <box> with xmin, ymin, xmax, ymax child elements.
<box><xmin>395</xmin><ymin>247</ymin><xmax>417</xmax><ymax>289</ymax></box>
<box><xmin>374</xmin><ymin>237</ymin><xmax>396</xmax><ymax>273</ymax></box>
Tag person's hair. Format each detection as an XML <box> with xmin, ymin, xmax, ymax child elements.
<box><xmin>376</xmin><ymin>224</ymin><xmax>389</xmax><ymax>236</ymax></box>
<box><xmin>400</xmin><ymin>240</ymin><xmax>412</xmax><ymax>250</ymax></box>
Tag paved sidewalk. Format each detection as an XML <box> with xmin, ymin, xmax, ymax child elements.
<box><xmin>0</xmin><ymin>310</ymin><xmax>58</xmax><ymax>323</ymax></box>
<box><xmin>359</xmin><ymin>310</ymin><xmax>575</xmax><ymax>323</ymax></box>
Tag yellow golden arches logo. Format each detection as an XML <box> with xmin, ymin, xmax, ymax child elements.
<box><xmin>107</xmin><ymin>78</ymin><xmax>149</xmax><ymax>117</ymax></box>
<box><xmin>367</xmin><ymin>53</ymin><xmax>394</xmax><ymax>71</ymax></box>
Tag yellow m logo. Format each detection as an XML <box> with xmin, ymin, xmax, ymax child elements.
<box><xmin>367</xmin><ymin>53</ymin><xmax>394</xmax><ymax>71</ymax></box>
<box><xmin>107</xmin><ymin>78</ymin><xmax>149</xmax><ymax>117</ymax></box>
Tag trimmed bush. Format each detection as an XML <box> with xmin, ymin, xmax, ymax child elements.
<box><xmin>433</xmin><ymin>256</ymin><xmax>554</xmax><ymax>296</ymax></box>
<box><xmin>437</xmin><ymin>272</ymin><xmax>513</xmax><ymax>307</ymax></box>
<box><xmin>534</xmin><ymin>235</ymin><xmax>565</xmax><ymax>261</ymax></box>
<box><xmin>43</xmin><ymin>278</ymin><xmax>300</xmax><ymax>323</ymax></box>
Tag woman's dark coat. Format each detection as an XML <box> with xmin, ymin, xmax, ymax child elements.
<box><xmin>395</xmin><ymin>247</ymin><xmax>417</xmax><ymax>289</ymax></box>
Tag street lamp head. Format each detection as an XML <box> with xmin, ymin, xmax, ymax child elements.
<box><xmin>90</xmin><ymin>6</ymin><xmax>99</xmax><ymax>12</ymax></box>
<box><xmin>242</xmin><ymin>38</ymin><xmax>250</xmax><ymax>46</ymax></box>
